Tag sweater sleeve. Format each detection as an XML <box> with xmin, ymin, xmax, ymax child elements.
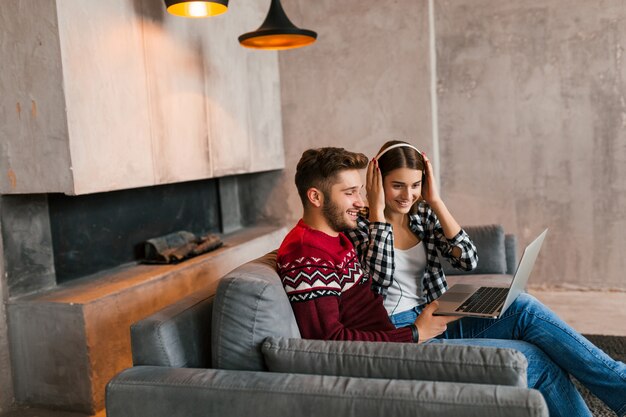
<box><xmin>278</xmin><ymin>243</ymin><xmax>413</xmax><ymax>343</ymax></box>
<box><xmin>289</xmin><ymin>295</ymin><xmax>414</xmax><ymax>342</ymax></box>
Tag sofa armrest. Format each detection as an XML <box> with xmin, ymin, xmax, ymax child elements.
<box><xmin>106</xmin><ymin>366</ymin><xmax>548</xmax><ymax>417</ymax></box>
<box><xmin>131</xmin><ymin>291</ymin><xmax>214</xmax><ymax>368</ymax></box>
<box><xmin>262</xmin><ymin>337</ymin><xmax>528</xmax><ymax>387</ymax></box>
<box><xmin>505</xmin><ymin>233</ymin><xmax>518</xmax><ymax>275</ymax></box>
<box><xmin>445</xmin><ymin>225</ymin><xmax>507</xmax><ymax>275</ymax></box>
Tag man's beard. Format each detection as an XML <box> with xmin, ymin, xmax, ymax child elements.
<box><xmin>322</xmin><ymin>194</ymin><xmax>355</xmax><ymax>232</ymax></box>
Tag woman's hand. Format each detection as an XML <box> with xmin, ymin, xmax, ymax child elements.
<box><xmin>414</xmin><ymin>301</ymin><xmax>460</xmax><ymax>343</ymax></box>
<box><xmin>420</xmin><ymin>152</ymin><xmax>463</xmax><ymax>240</ymax></box>
<box><xmin>421</xmin><ymin>153</ymin><xmax>442</xmax><ymax>205</ymax></box>
<box><xmin>366</xmin><ymin>159</ymin><xmax>386</xmax><ymax>222</ymax></box>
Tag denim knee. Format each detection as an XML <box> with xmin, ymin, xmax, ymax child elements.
<box><xmin>514</xmin><ymin>293</ymin><xmax>540</xmax><ymax>309</ymax></box>
<box><xmin>510</xmin><ymin>293</ymin><xmax>549</xmax><ymax>317</ymax></box>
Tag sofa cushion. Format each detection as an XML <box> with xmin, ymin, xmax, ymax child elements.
<box><xmin>211</xmin><ymin>251</ymin><xmax>301</xmax><ymax>371</ymax></box>
<box><xmin>262</xmin><ymin>337</ymin><xmax>528</xmax><ymax>387</ymax></box>
<box><xmin>444</xmin><ymin>225</ymin><xmax>507</xmax><ymax>275</ymax></box>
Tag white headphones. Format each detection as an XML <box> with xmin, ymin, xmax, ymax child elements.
<box><xmin>374</xmin><ymin>143</ymin><xmax>422</xmax><ymax>160</ymax></box>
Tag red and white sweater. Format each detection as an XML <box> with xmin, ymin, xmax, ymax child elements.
<box><xmin>277</xmin><ymin>220</ymin><xmax>414</xmax><ymax>342</ymax></box>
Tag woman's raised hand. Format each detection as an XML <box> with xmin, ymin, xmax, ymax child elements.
<box><xmin>421</xmin><ymin>152</ymin><xmax>441</xmax><ymax>205</ymax></box>
<box><xmin>366</xmin><ymin>159</ymin><xmax>386</xmax><ymax>222</ymax></box>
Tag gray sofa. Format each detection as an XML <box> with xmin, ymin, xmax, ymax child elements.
<box><xmin>106</xmin><ymin>225</ymin><xmax>548</xmax><ymax>417</ymax></box>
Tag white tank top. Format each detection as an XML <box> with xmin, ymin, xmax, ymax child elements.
<box><xmin>384</xmin><ymin>241</ymin><xmax>428</xmax><ymax>315</ymax></box>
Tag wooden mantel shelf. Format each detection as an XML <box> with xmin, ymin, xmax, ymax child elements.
<box><xmin>16</xmin><ymin>225</ymin><xmax>286</xmax><ymax>304</ymax></box>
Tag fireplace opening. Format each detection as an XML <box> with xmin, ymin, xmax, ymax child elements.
<box><xmin>48</xmin><ymin>178</ymin><xmax>221</xmax><ymax>283</ymax></box>
<box><xmin>0</xmin><ymin>170</ymin><xmax>282</xmax><ymax>297</ymax></box>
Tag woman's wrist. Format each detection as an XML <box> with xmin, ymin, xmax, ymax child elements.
<box><xmin>368</xmin><ymin>210</ymin><xmax>386</xmax><ymax>223</ymax></box>
<box><xmin>428</xmin><ymin>199</ymin><xmax>462</xmax><ymax>239</ymax></box>
<box><xmin>426</xmin><ymin>198</ymin><xmax>445</xmax><ymax>211</ymax></box>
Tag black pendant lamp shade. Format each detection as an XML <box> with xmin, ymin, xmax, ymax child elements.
<box><xmin>165</xmin><ymin>0</ymin><xmax>229</xmax><ymax>18</ymax></box>
<box><xmin>239</xmin><ymin>0</ymin><xmax>317</xmax><ymax>50</ymax></box>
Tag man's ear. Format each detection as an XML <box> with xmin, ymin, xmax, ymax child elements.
<box><xmin>306</xmin><ymin>187</ymin><xmax>323</xmax><ymax>208</ymax></box>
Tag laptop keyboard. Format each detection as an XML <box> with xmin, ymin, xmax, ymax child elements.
<box><xmin>455</xmin><ymin>287</ymin><xmax>508</xmax><ymax>314</ymax></box>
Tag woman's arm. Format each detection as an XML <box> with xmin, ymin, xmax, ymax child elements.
<box><xmin>345</xmin><ymin>218</ymin><xmax>395</xmax><ymax>289</ymax></box>
<box><xmin>421</xmin><ymin>153</ymin><xmax>461</xmax><ymax>241</ymax></box>
<box><xmin>433</xmin><ymin>222</ymin><xmax>478</xmax><ymax>271</ymax></box>
<box><xmin>350</xmin><ymin>159</ymin><xmax>397</xmax><ymax>288</ymax></box>
<box><xmin>420</xmin><ymin>153</ymin><xmax>478</xmax><ymax>271</ymax></box>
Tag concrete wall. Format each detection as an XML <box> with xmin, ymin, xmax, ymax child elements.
<box><xmin>0</xmin><ymin>200</ymin><xmax>15</xmax><ymax>412</ymax></box>
<box><xmin>0</xmin><ymin>196</ymin><xmax>56</xmax><ymax>297</ymax></box>
<box><xmin>275</xmin><ymin>0</ymin><xmax>433</xmax><ymax>227</ymax></box>
<box><xmin>1</xmin><ymin>0</ymin><xmax>284</xmax><ymax>195</ymax></box>
<box><xmin>436</xmin><ymin>0</ymin><xmax>626</xmax><ymax>290</ymax></box>
<box><xmin>0</xmin><ymin>0</ymin><xmax>72</xmax><ymax>194</ymax></box>
<box><xmin>277</xmin><ymin>0</ymin><xmax>625</xmax><ymax>290</ymax></box>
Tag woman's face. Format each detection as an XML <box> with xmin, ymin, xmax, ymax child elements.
<box><xmin>383</xmin><ymin>167</ymin><xmax>423</xmax><ymax>214</ymax></box>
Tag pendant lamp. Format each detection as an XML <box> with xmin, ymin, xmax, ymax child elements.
<box><xmin>239</xmin><ymin>0</ymin><xmax>317</xmax><ymax>50</ymax></box>
<box><xmin>165</xmin><ymin>0</ymin><xmax>228</xmax><ymax>18</ymax></box>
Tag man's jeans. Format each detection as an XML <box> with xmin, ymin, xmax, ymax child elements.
<box><xmin>389</xmin><ymin>293</ymin><xmax>626</xmax><ymax>417</ymax></box>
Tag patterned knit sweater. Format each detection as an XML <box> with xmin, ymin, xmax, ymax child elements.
<box><xmin>277</xmin><ymin>220</ymin><xmax>414</xmax><ymax>342</ymax></box>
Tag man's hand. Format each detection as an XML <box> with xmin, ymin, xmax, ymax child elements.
<box><xmin>414</xmin><ymin>301</ymin><xmax>461</xmax><ymax>343</ymax></box>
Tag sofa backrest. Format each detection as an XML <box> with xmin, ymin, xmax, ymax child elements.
<box><xmin>443</xmin><ymin>224</ymin><xmax>517</xmax><ymax>276</ymax></box>
<box><xmin>211</xmin><ymin>251</ymin><xmax>301</xmax><ymax>371</ymax></box>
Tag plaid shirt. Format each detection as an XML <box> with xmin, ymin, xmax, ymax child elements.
<box><xmin>345</xmin><ymin>202</ymin><xmax>478</xmax><ymax>303</ymax></box>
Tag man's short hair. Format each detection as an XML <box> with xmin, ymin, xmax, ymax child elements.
<box><xmin>295</xmin><ymin>147</ymin><xmax>368</xmax><ymax>206</ymax></box>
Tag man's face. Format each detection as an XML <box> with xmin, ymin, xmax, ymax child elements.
<box><xmin>321</xmin><ymin>170</ymin><xmax>365</xmax><ymax>232</ymax></box>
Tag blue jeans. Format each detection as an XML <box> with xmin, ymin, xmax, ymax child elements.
<box><xmin>389</xmin><ymin>294</ymin><xmax>626</xmax><ymax>417</ymax></box>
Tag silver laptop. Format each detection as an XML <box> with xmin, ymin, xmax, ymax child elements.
<box><xmin>434</xmin><ymin>228</ymin><xmax>548</xmax><ymax>319</ymax></box>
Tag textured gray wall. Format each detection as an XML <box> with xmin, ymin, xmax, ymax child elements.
<box><xmin>275</xmin><ymin>0</ymin><xmax>433</xmax><ymax>227</ymax></box>
<box><xmin>1</xmin><ymin>0</ymin><xmax>284</xmax><ymax>195</ymax></box>
<box><xmin>277</xmin><ymin>0</ymin><xmax>625</xmax><ymax>290</ymax></box>
<box><xmin>0</xmin><ymin>200</ymin><xmax>14</xmax><ymax>411</ymax></box>
<box><xmin>0</xmin><ymin>196</ymin><xmax>56</xmax><ymax>297</ymax></box>
<box><xmin>436</xmin><ymin>0</ymin><xmax>626</xmax><ymax>290</ymax></box>
<box><xmin>0</xmin><ymin>0</ymin><xmax>72</xmax><ymax>194</ymax></box>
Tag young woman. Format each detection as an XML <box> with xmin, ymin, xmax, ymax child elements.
<box><xmin>346</xmin><ymin>140</ymin><xmax>626</xmax><ymax>417</ymax></box>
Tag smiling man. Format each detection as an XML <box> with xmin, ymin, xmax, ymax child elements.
<box><xmin>276</xmin><ymin>147</ymin><xmax>419</xmax><ymax>342</ymax></box>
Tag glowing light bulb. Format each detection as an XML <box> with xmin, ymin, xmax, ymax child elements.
<box><xmin>187</xmin><ymin>2</ymin><xmax>209</xmax><ymax>17</ymax></box>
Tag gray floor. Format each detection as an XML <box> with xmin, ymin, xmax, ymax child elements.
<box><xmin>2</xmin><ymin>288</ymin><xmax>625</xmax><ymax>417</ymax></box>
